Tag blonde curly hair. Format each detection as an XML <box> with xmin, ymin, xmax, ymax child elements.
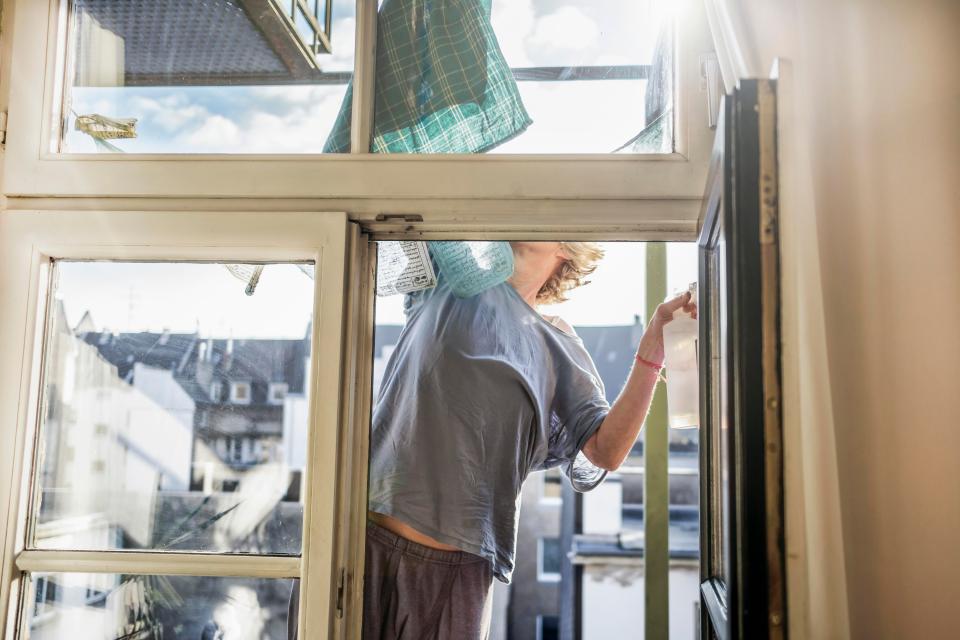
<box><xmin>537</xmin><ymin>242</ymin><xmax>605</xmax><ymax>305</ymax></box>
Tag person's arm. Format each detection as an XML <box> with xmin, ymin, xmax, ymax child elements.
<box><xmin>581</xmin><ymin>291</ymin><xmax>697</xmax><ymax>471</ymax></box>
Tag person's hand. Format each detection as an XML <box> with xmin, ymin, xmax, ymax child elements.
<box><xmin>652</xmin><ymin>291</ymin><xmax>698</xmax><ymax>328</ymax></box>
<box><xmin>635</xmin><ymin>291</ymin><xmax>697</xmax><ymax>365</ymax></box>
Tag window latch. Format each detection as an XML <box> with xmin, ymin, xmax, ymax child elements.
<box><xmin>375</xmin><ymin>214</ymin><xmax>424</xmax><ymax>223</ymax></box>
<box><xmin>699</xmin><ymin>54</ymin><xmax>722</xmax><ymax>129</ymax></box>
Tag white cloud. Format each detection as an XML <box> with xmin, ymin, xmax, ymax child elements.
<box><xmin>323</xmin><ymin>17</ymin><xmax>356</xmax><ymax>72</ymax></box>
<box><xmin>179</xmin><ymin>114</ymin><xmax>241</xmax><ymax>150</ymax></box>
<box><xmin>168</xmin><ymin>86</ymin><xmax>348</xmax><ymax>153</ymax></box>
<box><xmin>529</xmin><ymin>6</ymin><xmax>600</xmax><ymax>52</ymax></box>
<box><xmin>491</xmin><ymin>0</ymin><xmax>536</xmax><ymax>67</ymax></box>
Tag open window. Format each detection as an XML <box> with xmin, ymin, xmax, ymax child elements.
<box><xmin>0</xmin><ymin>2</ymin><xmax>794</xmax><ymax>640</ymax></box>
<box><xmin>352</xmin><ymin>239</ymin><xmax>703</xmax><ymax>640</ymax></box>
<box><xmin>0</xmin><ymin>211</ymin><xmax>354</xmax><ymax>639</ymax></box>
<box><xmin>698</xmin><ymin>79</ymin><xmax>785</xmax><ymax>640</ymax></box>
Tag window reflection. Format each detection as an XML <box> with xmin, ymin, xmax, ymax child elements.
<box><xmin>27</xmin><ymin>573</ymin><xmax>293</xmax><ymax>640</ymax></box>
<box><xmin>33</xmin><ymin>261</ymin><xmax>315</xmax><ymax>554</ymax></box>
<box><xmin>62</xmin><ymin>0</ymin><xmax>354</xmax><ymax>153</ymax></box>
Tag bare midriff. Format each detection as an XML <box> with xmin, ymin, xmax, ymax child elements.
<box><xmin>367</xmin><ymin>511</ymin><xmax>462</xmax><ymax>551</ymax></box>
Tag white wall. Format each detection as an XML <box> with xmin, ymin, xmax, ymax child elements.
<box><xmin>711</xmin><ymin>1</ymin><xmax>960</xmax><ymax>637</ymax></box>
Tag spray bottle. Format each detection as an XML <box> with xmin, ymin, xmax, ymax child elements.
<box><xmin>662</xmin><ymin>283</ymin><xmax>699</xmax><ymax>429</ymax></box>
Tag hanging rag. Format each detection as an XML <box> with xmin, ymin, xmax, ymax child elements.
<box><xmin>324</xmin><ymin>0</ymin><xmax>531</xmax><ymax>153</ymax></box>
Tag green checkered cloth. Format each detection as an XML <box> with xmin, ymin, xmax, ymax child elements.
<box><xmin>323</xmin><ymin>0</ymin><xmax>531</xmax><ymax>153</ymax></box>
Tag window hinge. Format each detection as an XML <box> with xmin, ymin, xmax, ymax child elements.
<box><xmin>0</xmin><ymin>111</ymin><xmax>7</xmax><ymax>145</ymax></box>
<box><xmin>335</xmin><ymin>567</ymin><xmax>346</xmax><ymax>618</ymax></box>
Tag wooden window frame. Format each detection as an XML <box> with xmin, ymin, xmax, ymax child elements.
<box><xmin>0</xmin><ymin>210</ymin><xmax>350</xmax><ymax>639</ymax></box>
<box><xmin>1</xmin><ymin>0</ymin><xmax>716</xmax><ymax>212</ymax></box>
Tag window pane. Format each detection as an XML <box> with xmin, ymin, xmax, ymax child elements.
<box><xmin>32</xmin><ymin>262</ymin><xmax>315</xmax><ymax>554</ymax></box>
<box><xmin>366</xmin><ymin>0</ymin><xmax>673</xmax><ymax>154</ymax></box>
<box><xmin>540</xmin><ymin>538</ymin><xmax>561</xmax><ymax>576</ymax></box>
<box><xmin>26</xmin><ymin>573</ymin><xmax>293</xmax><ymax>640</ymax></box>
<box><xmin>490</xmin><ymin>0</ymin><xmax>673</xmax><ymax>154</ymax></box>
<box><xmin>61</xmin><ymin>0</ymin><xmax>354</xmax><ymax>153</ymax></box>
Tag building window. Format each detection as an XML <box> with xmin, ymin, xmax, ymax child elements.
<box><xmin>536</xmin><ymin>615</ymin><xmax>559</xmax><ymax>640</ymax></box>
<box><xmin>269</xmin><ymin>382</ymin><xmax>288</xmax><ymax>404</ymax></box>
<box><xmin>541</xmin><ymin>467</ymin><xmax>562</xmax><ymax>504</ymax></box>
<box><xmin>538</xmin><ymin>537</ymin><xmax>562</xmax><ymax>582</ymax></box>
<box><xmin>209</xmin><ymin>381</ymin><xmax>222</xmax><ymax>402</ymax></box>
<box><xmin>230</xmin><ymin>382</ymin><xmax>251</xmax><ymax>404</ymax></box>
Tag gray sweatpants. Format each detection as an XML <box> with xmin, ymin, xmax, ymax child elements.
<box><xmin>287</xmin><ymin>521</ymin><xmax>494</xmax><ymax>640</ymax></box>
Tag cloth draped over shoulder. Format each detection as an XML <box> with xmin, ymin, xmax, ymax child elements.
<box><xmin>323</xmin><ymin>0</ymin><xmax>531</xmax><ymax>153</ymax></box>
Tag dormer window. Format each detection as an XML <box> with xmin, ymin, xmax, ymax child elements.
<box><xmin>230</xmin><ymin>382</ymin><xmax>251</xmax><ymax>405</ymax></box>
<box><xmin>268</xmin><ymin>383</ymin><xmax>288</xmax><ymax>405</ymax></box>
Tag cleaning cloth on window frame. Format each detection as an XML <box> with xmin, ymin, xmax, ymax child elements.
<box><xmin>323</xmin><ymin>0</ymin><xmax>531</xmax><ymax>153</ymax></box>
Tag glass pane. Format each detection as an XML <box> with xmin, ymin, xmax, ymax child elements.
<box><xmin>371</xmin><ymin>0</ymin><xmax>674</xmax><ymax>153</ymax></box>
<box><xmin>366</xmin><ymin>0</ymin><xmax>672</xmax><ymax>154</ymax></box>
<box><xmin>540</xmin><ymin>538</ymin><xmax>561</xmax><ymax>575</ymax></box>
<box><xmin>294</xmin><ymin>6</ymin><xmax>317</xmax><ymax>48</ymax></box>
<box><xmin>26</xmin><ymin>572</ymin><xmax>293</xmax><ymax>640</ymax></box>
<box><xmin>317</xmin><ymin>0</ymin><xmax>329</xmax><ymax>32</ymax></box>
<box><xmin>716</xmin><ymin>230</ymin><xmax>731</xmax><ymax>586</ymax></box>
<box><xmin>61</xmin><ymin>0</ymin><xmax>355</xmax><ymax>153</ymax></box>
<box><xmin>32</xmin><ymin>261</ymin><xmax>315</xmax><ymax>554</ymax></box>
<box><xmin>491</xmin><ymin>0</ymin><xmax>673</xmax><ymax>154</ymax></box>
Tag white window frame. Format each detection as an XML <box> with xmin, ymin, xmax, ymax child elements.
<box><xmin>1</xmin><ymin>0</ymin><xmax>715</xmax><ymax>227</ymax></box>
<box><xmin>537</xmin><ymin>537</ymin><xmax>562</xmax><ymax>583</ymax></box>
<box><xmin>0</xmin><ymin>210</ymin><xmax>350</xmax><ymax>639</ymax></box>
<box><xmin>269</xmin><ymin>382</ymin><xmax>290</xmax><ymax>405</ymax></box>
<box><xmin>230</xmin><ymin>381</ymin><xmax>253</xmax><ymax>405</ymax></box>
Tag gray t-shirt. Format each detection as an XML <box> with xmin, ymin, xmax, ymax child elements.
<box><xmin>369</xmin><ymin>271</ymin><xmax>610</xmax><ymax>583</ymax></box>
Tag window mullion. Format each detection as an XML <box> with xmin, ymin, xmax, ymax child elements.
<box><xmin>15</xmin><ymin>549</ymin><xmax>300</xmax><ymax>579</ymax></box>
<box><xmin>350</xmin><ymin>0</ymin><xmax>378</xmax><ymax>153</ymax></box>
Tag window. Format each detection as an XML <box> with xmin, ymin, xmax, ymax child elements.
<box><xmin>56</xmin><ymin>0</ymin><xmax>672</xmax><ymax>155</ymax></box>
<box><xmin>230</xmin><ymin>381</ymin><xmax>252</xmax><ymax>404</ymax></box>
<box><xmin>538</xmin><ymin>537</ymin><xmax>562</xmax><ymax>582</ymax></box>
<box><xmin>33</xmin><ymin>260</ymin><xmax>311</xmax><ymax>553</ymax></box>
<box><xmin>537</xmin><ymin>615</ymin><xmax>559</xmax><ymax>640</ymax></box>
<box><xmin>541</xmin><ymin>467</ymin><xmax>562</xmax><ymax>504</ymax></box>
<box><xmin>269</xmin><ymin>382</ymin><xmax>289</xmax><ymax>404</ymax></box>
<box><xmin>209</xmin><ymin>381</ymin><xmax>223</xmax><ymax>402</ymax></box>
<box><xmin>26</xmin><ymin>573</ymin><xmax>294</xmax><ymax>638</ymax></box>
<box><xmin>489</xmin><ymin>0</ymin><xmax>674</xmax><ymax>154</ymax></box>
<box><xmin>4</xmin><ymin>0</ymin><xmax>716</xmax><ymax>202</ymax></box>
<box><xmin>0</xmin><ymin>211</ymin><xmax>349</xmax><ymax>639</ymax></box>
<box><xmin>60</xmin><ymin>0</ymin><xmax>352</xmax><ymax>154</ymax></box>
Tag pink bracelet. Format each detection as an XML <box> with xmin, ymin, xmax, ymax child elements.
<box><xmin>635</xmin><ymin>354</ymin><xmax>664</xmax><ymax>371</ymax></box>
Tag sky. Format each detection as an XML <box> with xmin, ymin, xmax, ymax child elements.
<box><xmin>56</xmin><ymin>242</ymin><xmax>697</xmax><ymax>339</ymax></box>
<box><xmin>64</xmin><ymin>0</ymin><xmax>671</xmax><ymax>154</ymax></box>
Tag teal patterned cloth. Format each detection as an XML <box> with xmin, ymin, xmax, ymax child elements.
<box><xmin>323</xmin><ymin>0</ymin><xmax>531</xmax><ymax>153</ymax></box>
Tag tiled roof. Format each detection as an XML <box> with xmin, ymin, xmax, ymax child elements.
<box><xmin>82</xmin><ymin>331</ymin><xmax>309</xmax><ymax>405</ymax></box>
<box><xmin>79</xmin><ymin>331</ymin><xmax>198</xmax><ymax>381</ymax></box>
